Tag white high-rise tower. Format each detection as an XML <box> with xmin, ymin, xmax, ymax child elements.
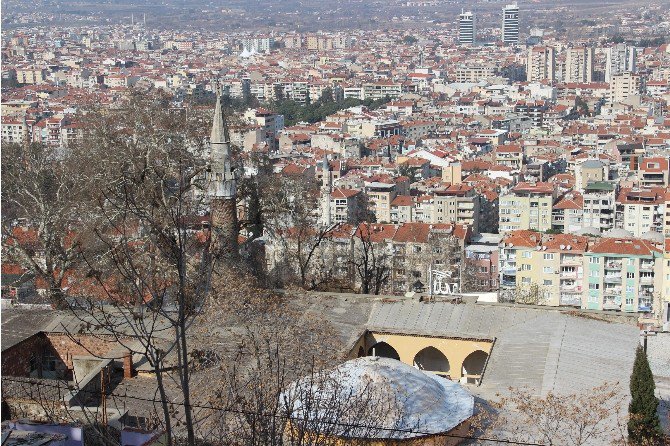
<box><xmin>458</xmin><ymin>10</ymin><xmax>475</xmax><ymax>45</ymax></box>
<box><xmin>502</xmin><ymin>3</ymin><xmax>519</xmax><ymax>45</ymax></box>
<box><xmin>605</xmin><ymin>44</ymin><xmax>636</xmax><ymax>83</ymax></box>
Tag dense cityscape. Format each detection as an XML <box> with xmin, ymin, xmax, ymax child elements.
<box><xmin>1</xmin><ymin>0</ymin><xmax>670</xmax><ymax>445</ymax></box>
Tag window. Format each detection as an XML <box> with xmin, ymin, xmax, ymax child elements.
<box><xmin>589</xmin><ymin>257</ymin><xmax>600</xmax><ymax>264</ymax></box>
<box><xmin>628</xmin><ymin>258</ymin><xmax>634</xmax><ymax>266</ymax></box>
<box><xmin>543</xmin><ymin>253</ymin><xmax>554</xmax><ymax>260</ymax></box>
<box><xmin>626</xmin><ymin>286</ymin><xmax>634</xmax><ymax>293</ymax></box>
<box><xmin>543</xmin><ymin>266</ymin><xmax>553</xmax><ymax>273</ymax></box>
<box><xmin>627</xmin><ymin>272</ymin><xmax>635</xmax><ymax>279</ymax></box>
<box><xmin>543</xmin><ymin>280</ymin><xmax>552</xmax><ymax>286</ymax></box>
<box><xmin>42</xmin><ymin>351</ymin><xmax>57</xmax><ymax>372</ymax></box>
<box><xmin>589</xmin><ymin>283</ymin><xmax>600</xmax><ymax>290</ymax></box>
<box><xmin>522</xmin><ymin>251</ymin><xmax>532</xmax><ymax>259</ymax></box>
<box><xmin>479</xmin><ymin>266</ymin><xmax>488</xmax><ymax>273</ymax></box>
<box><xmin>625</xmin><ymin>298</ymin><xmax>634</xmax><ymax>305</ymax></box>
<box><xmin>522</xmin><ymin>277</ymin><xmax>531</xmax><ymax>284</ymax></box>
<box><xmin>413</xmin><ymin>245</ymin><xmax>422</xmax><ymax>253</ymax></box>
<box><xmin>590</xmin><ymin>270</ymin><xmax>599</xmax><ymax>277</ymax></box>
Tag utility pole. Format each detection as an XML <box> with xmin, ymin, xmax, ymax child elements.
<box><xmin>640</xmin><ymin>330</ymin><xmax>656</xmax><ymax>354</ymax></box>
<box><xmin>101</xmin><ymin>368</ymin><xmax>108</xmax><ymax>426</ymax></box>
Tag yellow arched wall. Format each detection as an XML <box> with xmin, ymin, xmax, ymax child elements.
<box><xmin>361</xmin><ymin>332</ymin><xmax>493</xmax><ymax>381</ymax></box>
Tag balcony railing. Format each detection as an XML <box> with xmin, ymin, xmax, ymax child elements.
<box><xmin>604</xmin><ymin>275</ymin><xmax>622</xmax><ymax>283</ymax></box>
<box><xmin>640</xmin><ymin>276</ymin><xmax>654</xmax><ymax>284</ymax></box>
<box><xmin>604</xmin><ymin>261</ymin><xmax>622</xmax><ymax>270</ymax></box>
<box><xmin>603</xmin><ymin>300</ymin><xmax>621</xmax><ymax>310</ymax></box>
<box><xmin>559</xmin><ymin>294</ymin><xmax>582</xmax><ymax>306</ymax></box>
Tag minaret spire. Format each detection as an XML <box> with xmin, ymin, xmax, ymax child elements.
<box><xmin>320</xmin><ymin>154</ymin><xmax>332</xmax><ymax>227</ymax></box>
<box><xmin>209</xmin><ymin>84</ymin><xmax>236</xmax><ymax>199</ymax></box>
<box><xmin>209</xmin><ymin>83</ymin><xmax>239</xmax><ymax>264</ymax></box>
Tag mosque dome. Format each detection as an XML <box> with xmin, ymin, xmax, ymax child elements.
<box><xmin>603</xmin><ymin>228</ymin><xmax>635</xmax><ymax>238</ymax></box>
<box><xmin>640</xmin><ymin>231</ymin><xmax>664</xmax><ymax>243</ymax></box>
<box><xmin>283</xmin><ymin>356</ymin><xmax>474</xmax><ymax>441</ymax></box>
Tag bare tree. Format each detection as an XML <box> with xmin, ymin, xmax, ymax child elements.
<box><xmin>351</xmin><ymin>223</ymin><xmax>391</xmax><ymax>295</ymax></box>
<box><xmin>193</xmin><ymin>280</ymin><xmax>413</xmax><ymax>446</ymax></box>
<box><xmin>460</xmin><ymin>257</ymin><xmax>492</xmax><ymax>293</ymax></box>
<box><xmin>262</xmin><ymin>175</ymin><xmax>340</xmax><ymax>289</ymax></box>
<box><xmin>59</xmin><ymin>90</ymin><xmax>212</xmax><ymax>446</ymax></box>
<box><xmin>513</xmin><ymin>283</ymin><xmax>548</xmax><ymax>305</ymax></box>
<box><xmin>470</xmin><ymin>383</ymin><xmax>629</xmax><ymax>445</ymax></box>
<box><xmin>1</xmin><ymin>142</ymin><xmax>99</xmax><ymax>307</ymax></box>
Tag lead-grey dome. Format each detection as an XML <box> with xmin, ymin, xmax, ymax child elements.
<box><xmin>282</xmin><ymin>356</ymin><xmax>474</xmax><ymax>439</ymax></box>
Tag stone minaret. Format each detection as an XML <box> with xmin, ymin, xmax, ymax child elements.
<box><xmin>209</xmin><ymin>86</ymin><xmax>239</xmax><ymax>263</ymax></box>
<box><xmin>22</xmin><ymin>114</ymin><xmax>30</xmax><ymax>150</ymax></box>
<box><xmin>320</xmin><ymin>155</ymin><xmax>332</xmax><ymax>227</ymax></box>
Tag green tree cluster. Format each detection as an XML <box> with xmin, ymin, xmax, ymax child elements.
<box><xmin>271</xmin><ymin>89</ymin><xmax>390</xmax><ymax>126</ymax></box>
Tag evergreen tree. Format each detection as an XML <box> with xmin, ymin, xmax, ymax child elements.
<box><xmin>628</xmin><ymin>345</ymin><xmax>661</xmax><ymax>444</ymax></box>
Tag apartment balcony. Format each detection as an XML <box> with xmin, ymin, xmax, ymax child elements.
<box><xmin>560</xmin><ymin>256</ymin><xmax>581</xmax><ymax>266</ymax></box>
<box><xmin>638</xmin><ymin>295</ymin><xmax>653</xmax><ymax>312</ymax></box>
<box><xmin>604</xmin><ymin>275</ymin><xmax>622</xmax><ymax>283</ymax></box>
<box><xmin>561</xmin><ymin>283</ymin><xmax>581</xmax><ymax>292</ymax></box>
<box><xmin>603</xmin><ymin>287</ymin><xmax>622</xmax><ymax>296</ymax></box>
<box><xmin>501</xmin><ymin>279</ymin><xmax>516</xmax><ymax>288</ymax></box>
<box><xmin>604</xmin><ymin>261</ymin><xmax>622</xmax><ymax>270</ymax></box>
<box><xmin>501</xmin><ymin>263</ymin><xmax>516</xmax><ymax>275</ymax></box>
<box><xmin>603</xmin><ymin>299</ymin><xmax>621</xmax><ymax>311</ymax></box>
<box><xmin>559</xmin><ymin>294</ymin><xmax>582</xmax><ymax>307</ymax></box>
<box><xmin>639</xmin><ymin>276</ymin><xmax>655</xmax><ymax>285</ymax></box>
<box><xmin>639</xmin><ymin>262</ymin><xmax>655</xmax><ymax>270</ymax></box>
<box><xmin>560</xmin><ymin>271</ymin><xmax>578</xmax><ymax>279</ymax></box>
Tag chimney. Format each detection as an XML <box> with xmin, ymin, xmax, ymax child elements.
<box><xmin>123</xmin><ymin>351</ymin><xmax>135</xmax><ymax>379</ymax></box>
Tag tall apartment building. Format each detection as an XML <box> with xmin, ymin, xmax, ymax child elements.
<box><xmin>458</xmin><ymin>10</ymin><xmax>475</xmax><ymax>45</ymax></box>
<box><xmin>365</xmin><ymin>181</ymin><xmax>398</xmax><ymax>223</ymax></box>
<box><xmin>605</xmin><ymin>44</ymin><xmax>636</xmax><ymax>83</ymax></box>
<box><xmin>615</xmin><ymin>188</ymin><xmax>665</xmax><ymax>237</ymax></box>
<box><xmin>564</xmin><ymin>47</ymin><xmax>594</xmax><ymax>83</ymax></box>
<box><xmin>501</xmin><ymin>3</ymin><xmax>520</xmax><ymax>45</ymax></box>
<box><xmin>455</xmin><ymin>66</ymin><xmax>497</xmax><ymax>83</ymax></box>
<box><xmin>499</xmin><ymin>182</ymin><xmax>556</xmax><ymax>232</ymax></box>
<box><xmin>609</xmin><ymin>72</ymin><xmax>641</xmax><ymax>103</ymax></box>
<box><xmin>513</xmin><ymin>234</ymin><xmax>589</xmax><ymax>307</ymax></box>
<box><xmin>432</xmin><ymin>185</ymin><xmax>480</xmax><ymax>233</ymax></box>
<box><xmin>581</xmin><ymin>181</ymin><xmax>617</xmax><ymax>232</ymax></box>
<box><xmin>241</xmin><ymin>36</ymin><xmax>274</xmax><ymax>54</ymax></box>
<box><xmin>15</xmin><ymin>68</ymin><xmax>48</xmax><ymax>84</ymax></box>
<box><xmin>526</xmin><ymin>47</ymin><xmax>555</xmax><ymax>82</ymax></box>
<box><xmin>584</xmin><ymin>238</ymin><xmax>661</xmax><ymax>313</ymax></box>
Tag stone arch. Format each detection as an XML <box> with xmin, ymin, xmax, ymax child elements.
<box><xmin>367</xmin><ymin>342</ymin><xmax>400</xmax><ymax>360</ymax></box>
<box><xmin>461</xmin><ymin>350</ymin><xmax>488</xmax><ymax>383</ymax></box>
<box><xmin>412</xmin><ymin>346</ymin><xmax>450</xmax><ymax>374</ymax></box>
